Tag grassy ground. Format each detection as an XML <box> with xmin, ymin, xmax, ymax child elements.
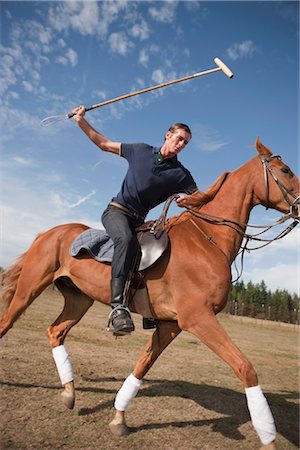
<box><xmin>0</xmin><ymin>287</ymin><xmax>299</xmax><ymax>449</ymax></box>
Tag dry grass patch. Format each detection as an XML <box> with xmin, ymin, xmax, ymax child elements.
<box><xmin>0</xmin><ymin>288</ymin><xmax>298</xmax><ymax>449</ymax></box>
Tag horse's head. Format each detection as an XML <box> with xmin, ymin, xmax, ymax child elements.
<box><xmin>254</xmin><ymin>137</ymin><xmax>300</xmax><ymax>217</ymax></box>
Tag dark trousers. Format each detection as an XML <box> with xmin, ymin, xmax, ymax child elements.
<box><xmin>101</xmin><ymin>204</ymin><xmax>144</xmax><ymax>280</ymax></box>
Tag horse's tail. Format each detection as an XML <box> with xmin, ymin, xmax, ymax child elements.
<box><xmin>1</xmin><ymin>253</ymin><xmax>26</xmax><ymax>307</ymax></box>
<box><xmin>1</xmin><ymin>232</ymin><xmax>44</xmax><ymax>307</ymax></box>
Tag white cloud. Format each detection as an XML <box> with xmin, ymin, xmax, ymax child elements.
<box><xmin>38</xmin><ymin>28</ymin><xmax>52</xmax><ymax>45</ymax></box>
<box><xmin>152</xmin><ymin>68</ymin><xmax>165</xmax><ymax>84</ymax></box>
<box><xmin>69</xmin><ymin>190</ymin><xmax>97</xmax><ymax>208</ymax></box>
<box><xmin>1</xmin><ymin>175</ymin><xmax>101</xmax><ymax>267</ymax></box>
<box><xmin>31</xmin><ymin>70</ymin><xmax>40</xmax><ymax>81</ymax></box>
<box><xmin>239</xmin><ymin>214</ymin><xmax>299</xmax><ymax>294</ymax></box>
<box><xmin>7</xmin><ymin>91</ymin><xmax>19</xmax><ymax>101</ymax></box>
<box><xmin>148</xmin><ymin>1</ymin><xmax>178</xmax><ymax>23</ymax></box>
<box><xmin>139</xmin><ymin>48</ymin><xmax>149</xmax><ymax>67</ymax></box>
<box><xmin>0</xmin><ymin>46</ymin><xmax>19</xmax><ymax>95</ymax></box>
<box><xmin>242</xmin><ymin>227</ymin><xmax>299</xmax><ymax>263</ymax></box>
<box><xmin>108</xmin><ymin>32</ymin><xmax>134</xmax><ymax>56</ymax></box>
<box><xmin>4</xmin><ymin>9</ymin><xmax>12</xmax><ymax>19</ymax></box>
<box><xmin>0</xmin><ymin>106</ymin><xmax>40</xmax><ymax>141</ymax></box>
<box><xmin>48</xmin><ymin>1</ymin><xmax>100</xmax><ymax>35</ymax></box>
<box><xmin>184</xmin><ymin>1</ymin><xmax>201</xmax><ymax>12</ymax></box>
<box><xmin>92</xmin><ymin>89</ymin><xmax>108</xmax><ymax>101</ymax></box>
<box><xmin>66</xmin><ymin>48</ymin><xmax>78</xmax><ymax>66</ymax></box>
<box><xmin>22</xmin><ymin>80</ymin><xmax>34</xmax><ymax>92</ymax></box>
<box><xmin>192</xmin><ymin>124</ymin><xmax>231</xmax><ymax>152</ymax></box>
<box><xmin>13</xmin><ymin>156</ymin><xmax>36</xmax><ymax>167</ymax></box>
<box><xmin>243</xmin><ymin>263</ymin><xmax>299</xmax><ymax>295</ymax></box>
<box><xmin>129</xmin><ymin>19</ymin><xmax>150</xmax><ymax>40</ymax></box>
<box><xmin>138</xmin><ymin>44</ymin><xmax>160</xmax><ymax>67</ymax></box>
<box><xmin>56</xmin><ymin>48</ymin><xmax>78</xmax><ymax>67</ymax></box>
<box><xmin>58</xmin><ymin>38</ymin><xmax>66</xmax><ymax>48</ymax></box>
<box><xmin>98</xmin><ymin>1</ymin><xmax>129</xmax><ymax>37</ymax></box>
<box><xmin>227</xmin><ymin>40</ymin><xmax>256</xmax><ymax>61</ymax></box>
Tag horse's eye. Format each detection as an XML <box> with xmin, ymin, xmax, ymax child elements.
<box><xmin>281</xmin><ymin>166</ymin><xmax>291</xmax><ymax>175</ymax></box>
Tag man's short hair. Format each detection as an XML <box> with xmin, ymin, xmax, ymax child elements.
<box><xmin>168</xmin><ymin>123</ymin><xmax>192</xmax><ymax>139</ymax></box>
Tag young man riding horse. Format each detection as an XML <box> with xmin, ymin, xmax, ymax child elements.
<box><xmin>72</xmin><ymin>105</ymin><xmax>203</xmax><ymax>336</ymax></box>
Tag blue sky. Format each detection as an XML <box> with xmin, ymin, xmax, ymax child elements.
<box><xmin>0</xmin><ymin>1</ymin><xmax>299</xmax><ymax>294</ymax></box>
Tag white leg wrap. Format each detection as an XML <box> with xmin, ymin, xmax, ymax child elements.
<box><xmin>52</xmin><ymin>345</ymin><xmax>74</xmax><ymax>385</ymax></box>
<box><xmin>245</xmin><ymin>385</ymin><xmax>276</xmax><ymax>445</ymax></box>
<box><xmin>114</xmin><ymin>374</ymin><xmax>142</xmax><ymax>411</ymax></box>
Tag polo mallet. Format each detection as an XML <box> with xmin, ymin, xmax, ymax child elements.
<box><xmin>40</xmin><ymin>57</ymin><xmax>233</xmax><ymax>127</ymax></box>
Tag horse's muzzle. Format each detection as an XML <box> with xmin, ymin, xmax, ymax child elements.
<box><xmin>290</xmin><ymin>195</ymin><xmax>300</xmax><ymax>219</ymax></box>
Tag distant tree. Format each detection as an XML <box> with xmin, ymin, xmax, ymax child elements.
<box><xmin>228</xmin><ymin>280</ymin><xmax>299</xmax><ymax>323</ymax></box>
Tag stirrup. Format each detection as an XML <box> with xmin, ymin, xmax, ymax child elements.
<box><xmin>107</xmin><ymin>306</ymin><xmax>135</xmax><ymax>337</ymax></box>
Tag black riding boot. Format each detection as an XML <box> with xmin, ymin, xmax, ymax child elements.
<box><xmin>109</xmin><ymin>277</ymin><xmax>135</xmax><ymax>336</ymax></box>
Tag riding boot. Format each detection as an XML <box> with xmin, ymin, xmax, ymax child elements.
<box><xmin>108</xmin><ymin>277</ymin><xmax>135</xmax><ymax>336</ymax></box>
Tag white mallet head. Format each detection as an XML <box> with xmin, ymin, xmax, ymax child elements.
<box><xmin>214</xmin><ymin>57</ymin><xmax>234</xmax><ymax>78</ymax></box>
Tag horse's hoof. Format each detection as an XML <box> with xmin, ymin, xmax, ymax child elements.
<box><xmin>109</xmin><ymin>421</ymin><xmax>130</xmax><ymax>437</ymax></box>
<box><xmin>260</xmin><ymin>442</ymin><xmax>276</xmax><ymax>450</ymax></box>
<box><xmin>61</xmin><ymin>390</ymin><xmax>75</xmax><ymax>409</ymax></box>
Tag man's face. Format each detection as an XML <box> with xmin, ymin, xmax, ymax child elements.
<box><xmin>163</xmin><ymin>128</ymin><xmax>191</xmax><ymax>158</ymax></box>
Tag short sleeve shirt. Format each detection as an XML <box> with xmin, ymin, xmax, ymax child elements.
<box><xmin>113</xmin><ymin>143</ymin><xmax>197</xmax><ymax>218</ymax></box>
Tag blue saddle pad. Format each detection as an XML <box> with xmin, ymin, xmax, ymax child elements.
<box><xmin>70</xmin><ymin>228</ymin><xmax>114</xmax><ymax>263</ymax></box>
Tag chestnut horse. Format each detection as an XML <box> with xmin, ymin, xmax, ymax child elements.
<box><xmin>1</xmin><ymin>139</ymin><xmax>299</xmax><ymax>448</ymax></box>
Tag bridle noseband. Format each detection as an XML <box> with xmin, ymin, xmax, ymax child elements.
<box><xmin>260</xmin><ymin>154</ymin><xmax>300</xmax><ymax>215</ymax></box>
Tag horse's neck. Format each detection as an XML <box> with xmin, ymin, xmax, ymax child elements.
<box><xmin>195</xmin><ymin>162</ymin><xmax>255</xmax><ymax>263</ymax></box>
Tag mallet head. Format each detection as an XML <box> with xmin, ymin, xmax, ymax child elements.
<box><xmin>214</xmin><ymin>57</ymin><xmax>234</xmax><ymax>78</ymax></box>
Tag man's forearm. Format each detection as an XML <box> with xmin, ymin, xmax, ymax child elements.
<box><xmin>76</xmin><ymin>117</ymin><xmax>108</xmax><ymax>149</ymax></box>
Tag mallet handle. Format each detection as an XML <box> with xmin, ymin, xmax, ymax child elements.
<box><xmin>68</xmin><ymin>59</ymin><xmax>233</xmax><ymax>118</ymax></box>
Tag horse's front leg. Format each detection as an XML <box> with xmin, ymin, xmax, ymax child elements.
<box><xmin>181</xmin><ymin>310</ymin><xmax>276</xmax><ymax>450</ymax></box>
<box><xmin>109</xmin><ymin>320</ymin><xmax>181</xmax><ymax>436</ymax></box>
<box><xmin>47</xmin><ymin>281</ymin><xmax>94</xmax><ymax>409</ymax></box>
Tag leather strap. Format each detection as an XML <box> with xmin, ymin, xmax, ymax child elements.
<box><xmin>109</xmin><ymin>201</ymin><xmax>145</xmax><ymax>222</ymax></box>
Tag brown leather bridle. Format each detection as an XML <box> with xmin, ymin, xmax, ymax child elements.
<box><xmin>260</xmin><ymin>154</ymin><xmax>300</xmax><ymax>214</ymax></box>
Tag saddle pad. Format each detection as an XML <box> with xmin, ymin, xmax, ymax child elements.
<box><xmin>70</xmin><ymin>228</ymin><xmax>114</xmax><ymax>263</ymax></box>
<box><xmin>70</xmin><ymin>227</ymin><xmax>169</xmax><ymax>270</ymax></box>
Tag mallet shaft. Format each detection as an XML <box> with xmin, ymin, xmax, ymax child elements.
<box><xmin>68</xmin><ymin>59</ymin><xmax>233</xmax><ymax>118</ymax></box>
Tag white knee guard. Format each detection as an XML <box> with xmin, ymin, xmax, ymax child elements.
<box><xmin>245</xmin><ymin>385</ymin><xmax>276</xmax><ymax>445</ymax></box>
<box><xmin>114</xmin><ymin>373</ymin><xmax>142</xmax><ymax>411</ymax></box>
<box><xmin>52</xmin><ymin>345</ymin><xmax>74</xmax><ymax>385</ymax></box>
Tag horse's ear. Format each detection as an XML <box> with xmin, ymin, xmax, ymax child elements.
<box><xmin>255</xmin><ymin>137</ymin><xmax>272</xmax><ymax>157</ymax></box>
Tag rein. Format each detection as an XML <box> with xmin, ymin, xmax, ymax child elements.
<box><xmin>179</xmin><ymin>154</ymin><xmax>300</xmax><ymax>282</ymax></box>
<box><xmin>186</xmin><ymin>205</ymin><xmax>298</xmax><ymax>282</ymax></box>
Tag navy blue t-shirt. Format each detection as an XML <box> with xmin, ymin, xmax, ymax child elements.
<box><xmin>113</xmin><ymin>143</ymin><xmax>197</xmax><ymax>218</ymax></box>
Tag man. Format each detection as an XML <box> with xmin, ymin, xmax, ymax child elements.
<box><xmin>72</xmin><ymin>105</ymin><xmax>203</xmax><ymax>336</ymax></box>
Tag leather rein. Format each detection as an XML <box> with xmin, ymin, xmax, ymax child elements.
<box><xmin>178</xmin><ymin>155</ymin><xmax>299</xmax><ymax>281</ymax></box>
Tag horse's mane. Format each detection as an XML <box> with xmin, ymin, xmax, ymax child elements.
<box><xmin>167</xmin><ymin>171</ymin><xmax>230</xmax><ymax>228</ymax></box>
<box><xmin>190</xmin><ymin>171</ymin><xmax>230</xmax><ymax>206</ymax></box>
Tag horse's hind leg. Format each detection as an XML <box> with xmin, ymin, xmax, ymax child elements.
<box><xmin>109</xmin><ymin>320</ymin><xmax>181</xmax><ymax>436</ymax></box>
<box><xmin>46</xmin><ymin>278</ymin><xmax>94</xmax><ymax>409</ymax></box>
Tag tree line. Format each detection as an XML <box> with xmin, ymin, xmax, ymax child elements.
<box><xmin>225</xmin><ymin>280</ymin><xmax>299</xmax><ymax>324</ymax></box>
